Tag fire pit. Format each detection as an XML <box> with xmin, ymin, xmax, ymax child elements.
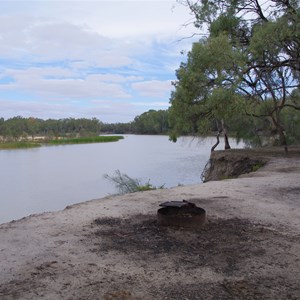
<box><xmin>157</xmin><ymin>200</ymin><xmax>206</xmax><ymax>228</ymax></box>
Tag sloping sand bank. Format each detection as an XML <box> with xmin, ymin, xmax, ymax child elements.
<box><xmin>1</xmin><ymin>155</ymin><xmax>300</xmax><ymax>299</ymax></box>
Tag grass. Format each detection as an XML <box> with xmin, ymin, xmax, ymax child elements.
<box><xmin>104</xmin><ymin>170</ymin><xmax>165</xmax><ymax>194</ymax></box>
<box><xmin>0</xmin><ymin>135</ymin><xmax>124</xmax><ymax>149</ymax></box>
<box><xmin>0</xmin><ymin>142</ymin><xmax>41</xmax><ymax>150</ymax></box>
<box><xmin>46</xmin><ymin>135</ymin><xmax>124</xmax><ymax>145</ymax></box>
<box><xmin>251</xmin><ymin>162</ymin><xmax>265</xmax><ymax>172</ymax></box>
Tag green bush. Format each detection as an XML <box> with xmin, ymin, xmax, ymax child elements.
<box><xmin>104</xmin><ymin>170</ymin><xmax>164</xmax><ymax>194</ymax></box>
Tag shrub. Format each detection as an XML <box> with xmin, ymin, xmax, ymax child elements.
<box><xmin>104</xmin><ymin>170</ymin><xmax>164</xmax><ymax>194</ymax></box>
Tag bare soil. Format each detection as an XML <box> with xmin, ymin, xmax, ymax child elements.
<box><xmin>88</xmin><ymin>215</ymin><xmax>299</xmax><ymax>299</ymax></box>
<box><xmin>0</xmin><ymin>148</ymin><xmax>300</xmax><ymax>299</ymax></box>
<box><xmin>203</xmin><ymin>145</ymin><xmax>300</xmax><ymax>181</ymax></box>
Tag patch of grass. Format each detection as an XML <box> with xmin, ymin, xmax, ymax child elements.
<box><xmin>0</xmin><ymin>135</ymin><xmax>124</xmax><ymax>149</ymax></box>
<box><xmin>251</xmin><ymin>162</ymin><xmax>265</xmax><ymax>172</ymax></box>
<box><xmin>220</xmin><ymin>175</ymin><xmax>235</xmax><ymax>180</ymax></box>
<box><xmin>104</xmin><ymin>170</ymin><xmax>164</xmax><ymax>194</ymax></box>
<box><xmin>136</xmin><ymin>181</ymin><xmax>165</xmax><ymax>192</ymax></box>
<box><xmin>46</xmin><ymin>135</ymin><xmax>124</xmax><ymax>145</ymax></box>
<box><xmin>0</xmin><ymin>142</ymin><xmax>41</xmax><ymax>150</ymax></box>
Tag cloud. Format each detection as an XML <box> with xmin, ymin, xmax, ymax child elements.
<box><xmin>132</xmin><ymin>80</ymin><xmax>173</xmax><ymax>98</ymax></box>
<box><xmin>0</xmin><ymin>1</ymin><xmax>197</xmax><ymax>122</ymax></box>
<box><xmin>0</xmin><ymin>98</ymin><xmax>142</xmax><ymax>122</ymax></box>
<box><xmin>0</xmin><ymin>14</ymin><xmax>135</xmax><ymax>69</ymax></box>
<box><xmin>3</xmin><ymin>1</ymin><xmax>194</xmax><ymax>39</ymax></box>
<box><xmin>0</xmin><ymin>99</ymin><xmax>76</xmax><ymax>120</ymax></box>
<box><xmin>86</xmin><ymin>74</ymin><xmax>143</xmax><ymax>83</ymax></box>
<box><xmin>0</xmin><ymin>67</ymin><xmax>132</xmax><ymax>99</ymax></box>
<box><xmin>131</xmin><ymin>101</ymin><xmax>169</xmax><ymax>107</ymax></box>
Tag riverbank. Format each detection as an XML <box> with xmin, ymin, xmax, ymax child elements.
<box><xmin>0</xmin><ymin>150</ymin><xmax>300</xmax><ymax>299</ymax></box>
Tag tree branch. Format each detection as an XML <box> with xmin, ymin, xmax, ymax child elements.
<box><xmin>254</xmin><ymin>0</ymin><xmax>269</xmax><ymax>22</ymax></box>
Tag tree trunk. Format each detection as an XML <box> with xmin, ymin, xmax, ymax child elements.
<box><xmin>211</xmin><ymin>130</ymin><xmax>221</xmax><ymax>152</ymax></box>
<box><xmin>278</xmin><ymin>127</ymin><xmax>288</xmax><ymax>154</ymax></box>
<box><xmin>221</xmin><ymin>119</ymin><xmax>231</xmax><ymax>150</ymax></box>
<box><xmin>271</xmin><ymin>114</ymin><xmax>288</xmax><ymax>154</ymax></box>
<box><xmin>224</xmin><ymin>132</ymin><xmax>231</xmax><ymax>150</ymax></box>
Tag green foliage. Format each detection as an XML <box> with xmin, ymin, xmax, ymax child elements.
<box><xmin>0</xmin><ymin>110</ymin><xmax>171</xmax><ymax>140</ymax></box>
<box><xmin>281</xmin><ymin>105</ymin><xmax>300</xmax><ymax>145</ymax></box>
<box><xmin>132</xmin><ymin>110</ymin><xmax>170</xmax><ymax>134</ymax></box>
<box><xmin>135</xmin><ymin>181</ymin><xmax>162</xmax><ymax>192</ymax></box>
<box><xmin>0</xmin><ymin>136</ymin><xmax>123</xmax><ymax>150</ymax></box>
<box><xmin>0</xmin><ymin>141</ymin><xmax>41</xmax><ymax>150</ymax></box>
<box><xmin>46</xmin><ymin>136</ymin><xmax>123</xmax><ymax>145</ymax></box>
<box><xmin>210</xmin><ymin>14</ymin><xmax>240</xmax><ymax>38</ymax></box>
<box><xmin>251</xmin><ymin>163</ymin><xmax>265</xmax><ymax>172</ymax></box>
<box><xmin>100</xmin><ymin>109</ymin><xmax>170</xmax><ymax>135</ymax></box>
<box><xmin>104</xmin><ymin>170</ymin><xmax>164</xmax><ymax>195</ymax></box>
<box><xmin>220</xmin><ymin>175</ymin><xmax>235</xmax><ymax>180</ymax></box>
<box><xmin>169</xmin><ymin>33</ymin><xmax>246</xmax><ymax>138</ymax></box>
<box><xmin>0</xmin><ymin>117</ymin><xmax>102</xmax><ymax>140</ymax></box>
<box><xmin>171</xmin><ymin>0</ymin><xmax>300</xmax><ymax>146</ymax></box>
<box><xmin>100</xmin><ymin>122</ymin><xmax>133</xmax><ymax>134</ymax></box>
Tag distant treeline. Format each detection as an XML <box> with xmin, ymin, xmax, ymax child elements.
<box><xmin>102</xmin><ymin>110</ymin><xmax>170</xmax><ymax>135</ymax></box>
<box><xmin>0</xmin><ymin>110</ymin><xmax>171</xmax><ymax>140</ymax></box>
<box><xmin>2</xmin><ymin>104</ymin><xmax>299</xmax><ymax>146</ymax></box>
<box><xmin>0</xmin><ymin>117</ymin><xmax>101</xmax><ymax>140</ymax></box>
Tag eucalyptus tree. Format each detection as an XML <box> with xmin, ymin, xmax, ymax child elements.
<box><xmin>170</xmin><ymin>0</ymin><xmax>300</xmax><ymax>149</ymax></box>
<box><xmin>133</xmin><ymin>110</ymin><xmax>170</xmax><ymax>134</ymax></box>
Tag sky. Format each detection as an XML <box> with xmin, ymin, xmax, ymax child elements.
<box><xmin>0</xmin><ymin>0</ymin><xmax>197</xmax><ymax>123</ymax></box>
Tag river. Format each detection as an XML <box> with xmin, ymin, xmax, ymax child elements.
<box><xmin>0</xmin><ymin>135</ymin><xmax>243</xmax><ymax>223</ymax></box>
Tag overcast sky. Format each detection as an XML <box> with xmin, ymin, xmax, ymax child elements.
<box><xmin>0</xmin><ymin>0</ymin><xmax>197</xmax><ymax>122</ymax></box>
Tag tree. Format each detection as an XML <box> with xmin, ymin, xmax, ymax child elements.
<box><xmin>133</xmin><ymin>110</ymin><xmax>170</xmax><ymax>134</ymax></box>
<box><xmin>0</xmin><ymin>117</ymin><xmax>103</xmax><ymax>140</ymax></box>
<box><xmin>169</xmin><ymin>35</ymin><xmax>243</xmax><ymax>148</ymax></box>
<box><xmin>170</xmin><ymin>0</ymin><xmax>300</xmax><ymax>150</ymax></box>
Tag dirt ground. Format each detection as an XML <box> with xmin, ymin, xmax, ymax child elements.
<box><xmin>0</xmin><ymin>150</ymin><xmax>300</xmax><ymax>299</ymax></box>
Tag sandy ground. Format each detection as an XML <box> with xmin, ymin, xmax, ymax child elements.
<box><xmin>0</xmin><ymin>156</ymin><xmax>300</xmax><ymax>299</ymax></box>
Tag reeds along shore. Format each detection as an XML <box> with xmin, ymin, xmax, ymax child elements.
<box><xmin>0</xmin><ymin>135</ymin><xmax>124</xmax><ymax>149</ymax></box>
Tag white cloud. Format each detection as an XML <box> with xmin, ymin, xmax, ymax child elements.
<box><xmin>87</xmin><ymin>74</ymin><xmax>143</xmax><ymax>83</ymax></box>
<box><xmin>0</xmin><ymin>99</ymin><xmax>76</xmax><ymax>120</ymax></box>
<box><xmin>132</xmin><ymin>80</ymin><xmax>173</xmax><ymax>98</ymax></box>
<box><xmin>0</xmin><ymin>15</ymin><xmax>135</xmax><ymax>68</ymax></box>
<box><xmin>0</xmin><ymin>67</ymin><xmax>131</xmax><ymax>99</ymax></box>
<box><xmin>3</xmin><ymin>1</ymin><xmax>194</xmax><ymax>39</ymax></box>
<box><xmin>131</xmin><ymin>101</ymin><xmax>169</xmax><ymax>107</ymax></box>
<box><xmin>0</xmin><ymin>98</ymin><xmax>143</xmax><ymax>122</ymax></box>
<box><xmin>0</xmin><ymin>1</ymin><xmax>197</xmax><ymax>122</ymax></box>
<box><xmin>3</xmin><ymin>67</ymin><xmax>76</xmax><ymax>80</ymax></box>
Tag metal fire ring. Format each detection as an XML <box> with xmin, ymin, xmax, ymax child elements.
<box><xmin>157</xmin><ymin>200</ymin><xmax>206</xmax><ymax>228</ymax></box>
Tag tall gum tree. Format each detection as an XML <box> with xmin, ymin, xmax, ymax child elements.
<box><xmin>170</xmin><ymin>0</ymin><xmax>300</xmax><ymax>150</ymax></box>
